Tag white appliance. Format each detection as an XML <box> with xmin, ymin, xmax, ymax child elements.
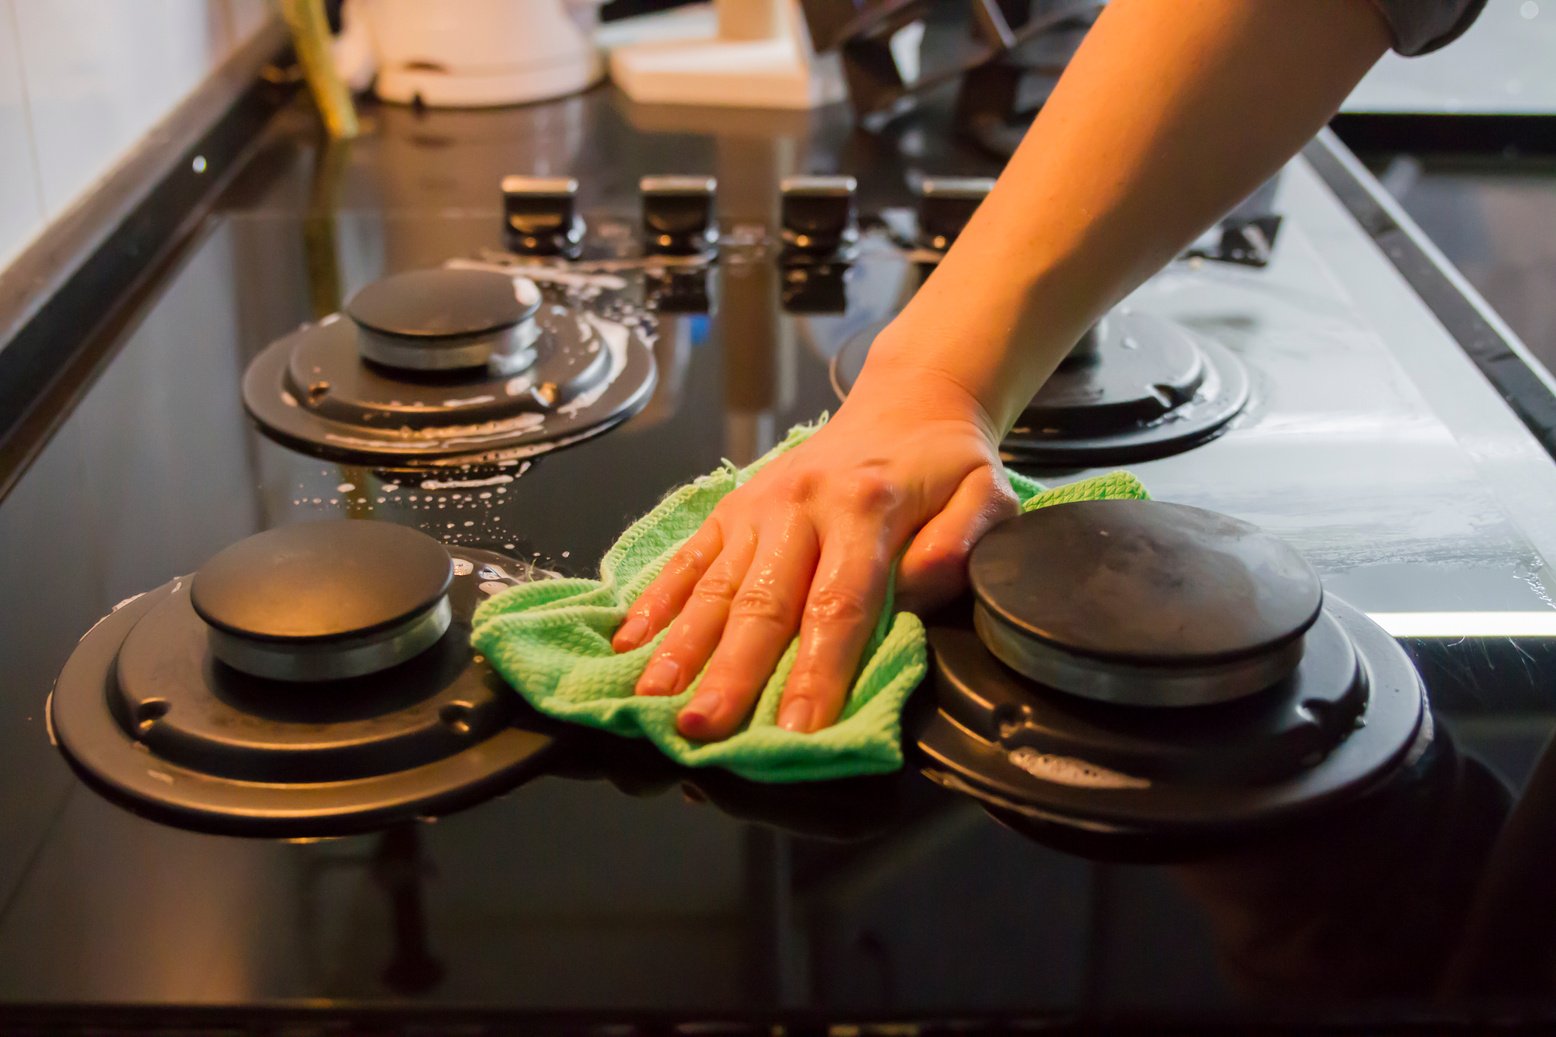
<box><xmin>344</xmin><ymin>0</ymin><xmax>606</xmax><ymax>108</ymax></box>
<box><xmin>604</xmin><ymin>0</ymin><xmax>845</xmax><ymax>110</ymax></box>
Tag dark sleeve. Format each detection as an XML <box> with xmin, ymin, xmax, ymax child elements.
<box><xmin>1368</xmin><ymin>0</ymin><xmax>1488</xmax><ymax>55</ymax></box>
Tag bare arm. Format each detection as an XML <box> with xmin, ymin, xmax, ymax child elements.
<box><xmin>615</xmin><ymin>0</ymin><xmax>1392</xmax><ymax>741</ymax></box>
<box><xmin>866</xmin><ymin>0</ymin><xmax>1391</xmax><ymax>431</ymax></box>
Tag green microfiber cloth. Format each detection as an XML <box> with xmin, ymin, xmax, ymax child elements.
<box><xmin>471</xmin><ymin>421</ymin><xmax>1148</xmax><ymax>783</ymax></box>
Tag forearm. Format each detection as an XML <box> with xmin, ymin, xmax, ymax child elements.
<box><xmin>859</xmin><ymin>0</ymin><xmax>1391</xmax><ymax>433</ymax></box>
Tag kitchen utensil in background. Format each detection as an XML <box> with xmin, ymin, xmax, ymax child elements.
<box><xmin>604</xmin><ymin>0</ymin><xmax>845</xmax><ymax>109</ymax></box>
<box><xmin>340</xmin><ymin>0</ymin><xmax>608</xmax><ymax>108</ymax></box>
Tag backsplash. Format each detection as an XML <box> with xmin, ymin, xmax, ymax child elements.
<box><xmin>0</xmin><ymin>0</ymin><xmax>274</xmax><ymax>270</ymax></box>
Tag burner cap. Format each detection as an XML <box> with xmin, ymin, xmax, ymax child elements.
<box><xmin>49</xmin><ymin>532</ymin><xmax>555</xmax><ymax>837</ymax></box>
<box><xmin>346</xmin><ymin>268</ymin><xmax>542</xmax><ymax>373</ymax></box>
<box><xmin>831</xmin><ymin>309</ymin><xmax>1248</xmax><ymax>464</ymax></box>
<box><xmin>915</xmin><ymin>503</ymin><xmax>1429</xmax><ymax>838</ymax></box>
<box><xmin>970</xmin><ymin>500</ymin><xmax>1323</xmax><ymax>706</ymax></box>
<box><xmin>348</xmin><ymin>268</ymin><xmax>539</xmax><ymax>340</ymax></box>
<box><xmin>191</xmin><ymin>521</ymin><xmax>454</xmax><ymax>681</ymax></box>
<box><xmin>243</xmin><ymin>266</ymin><xmax>657</xmax><ymax>466</ymax></box>
<box><xmin>1020</xmin><ymin>314</ymin><xmax>1204</xmax><ymax>434</ymax></box>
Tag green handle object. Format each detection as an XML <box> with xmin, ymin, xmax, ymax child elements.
<box><xmin>279</xmin><ymin>0</ymin><xmax>360</xmax><ymax>139</ymax></box>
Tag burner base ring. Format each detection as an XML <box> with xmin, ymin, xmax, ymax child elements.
<box><xmin>244</xmin><ymin>315</ymin><xmax>656</xmax><ymax>467</ymax></box>
<box><xmin>49</xmin><ymin>548</ymin><xmax>555</xmax><ymax>838</ymax></box>
<box><xmin>830</xmin><ymin>316</ymin><xmax>1250</xmax><ymax>466</ymax></box>
<box><xmin>916</xmin><ymin>595</ymin><xmax>1426</xmax><ymax>836</ymax></box>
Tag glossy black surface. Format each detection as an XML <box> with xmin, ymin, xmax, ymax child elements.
<box><xmin>4</xmin><ymin>85</ymin><xmax>1556</xmax><ymax>1029</ymax></box>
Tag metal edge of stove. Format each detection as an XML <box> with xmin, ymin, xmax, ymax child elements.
<box><xmin>1333</xmin><ymin>113</ymin><xmax>1556</xmax><ymax>157</ymax></box>
<box><xmin>1303</xmin><ymin>129</ymin><xmax>1556</xmax><ymax>464</ymax></box>
<box><xmin>1298</xmin><ymin>131</ymin><xmax>1556</xmax><ymax>714</ymax></box>
<box><xmin>0</xmin><ymin>999</ymin><xmax>1529</xmax><ymax>1034</ymax></box>
<box><xmin>0</xmin><ymin>20</ymin><xmax>293</xmax><ymax>506</ymax></box>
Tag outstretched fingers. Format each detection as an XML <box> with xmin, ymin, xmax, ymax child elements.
<box><xmin>675</xmin><ymin>509</ymin><xmax>821</xmax><ymax>740</ymax></box>
<box><xmin>777</xmin><ymin>521</ymin><xmax>896</xmax><ymax>733</ymax></box>
<box><xmin>613</xmin><ymin>521</ymin><xmax>724</xmax><ymax>653</ymax></box>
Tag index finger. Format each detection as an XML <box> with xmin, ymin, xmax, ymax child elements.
<box><xmin>613</xmin><ymin>520</ymin><xmax>723</xmax><ymax>652</ymax></box>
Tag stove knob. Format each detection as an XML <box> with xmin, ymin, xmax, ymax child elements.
<box><xmin>780</xmin><ymin>174</ymin><xmax>859</xmax><ymax>259</ymax></box>
<box><xmin>645</xmin><ymin>267</ymin><xmax>712</xmax><ymax>313</ymax></box>
<box><xmin>502</xmin><ymin>175</ymin><xmax>585</xmax><ymax>258</ymax></box>
<box><xmin>641</xmin><ymin>175</ymin><xmax>718</xmax><ymax>256</ymax></box>
<box><xmin>917</xmin><ymin>176</ymin><xmax>995</xmax><ymax>251</ymax></box>
<box><xmin>781</xmin><ymin>263</ymin><xmax>850</xmax><ymax>314</ymax></box>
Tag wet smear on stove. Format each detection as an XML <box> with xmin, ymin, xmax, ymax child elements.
<box><xmin>280</xmin><ymin>458</ymin><xmax>578</xmax><ymax>572</ymax></box>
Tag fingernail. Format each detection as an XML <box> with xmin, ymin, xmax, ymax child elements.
<box><xmin>678</xmin><ymin>692</ymin><xmax>724</xmax><ymax>739</ymax></box>
<box><xmin>637</xmin><ymin>657</ymin><xmax>681</xmax><ymax>696</ymax></box>
<box><xmin>778</xmin><ymin>698</ymin><xmax>815</xmax><ymax>734</ymax></box>
<box><xmin>614</xmin><ymin>616</ymin><xmax>649</xmax><ymax>650</ymax></box>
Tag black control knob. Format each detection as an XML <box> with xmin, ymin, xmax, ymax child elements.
<box><xmin>641</xmin><ymin>175</ymin><xmax>718</xmax><ymax>256</ymax></box>
<box><xmin>502</xmin><ymin>175</ymin><xmax>585</xmax><ymax>257</ymax></box>
<box><xmin>917</xmin><ymin>176</ymin><xmax>995</xmax><ymax>251</ymax></box>
<box><xmin>780</xmin><ymin>175</ymin><xmax>859</xmax><ymax>259</ymax></box>
<box><xmin>781</xmin><ymin>263</ymin><xmax>850</xmax><ymax>314</ymax></box>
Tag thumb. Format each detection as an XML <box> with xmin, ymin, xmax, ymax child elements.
<box><xmin>895</xmin><ymin>466</ymin><xmax>1019</xmax><ymax>614</ymax></box>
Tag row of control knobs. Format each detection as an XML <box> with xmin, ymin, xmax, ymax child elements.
<box><xmin>500</xmin><ymin>173</ymin><xmax>997</xmax><ymax>259</ymax></box>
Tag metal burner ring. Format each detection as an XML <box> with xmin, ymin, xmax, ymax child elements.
<box><xmin>974</xmin><ymin>602</ymin><xmax>1307</xmax><ymax>707</ymax></box>
<box><xmin>207</xmin><ymin>596</ymin><xmax>453</xmax><ymax>683</ymax></box>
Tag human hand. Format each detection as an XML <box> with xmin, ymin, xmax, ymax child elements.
<box><xmin>610</xmin><ymin>365</ymin><xmax>1019</xmax><ymax>741</ymax></box>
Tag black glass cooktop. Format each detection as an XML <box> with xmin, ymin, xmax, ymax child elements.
<box><xmin>4</xmin><ymin>90</ymin><xmax>1556</xmax><ymax>1031</ymax></box>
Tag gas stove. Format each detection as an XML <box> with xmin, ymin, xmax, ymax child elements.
<box><xmin>4</xmin><ymin>90</ymin><xmax>1556</xmax><ymax>1030</ymax></box>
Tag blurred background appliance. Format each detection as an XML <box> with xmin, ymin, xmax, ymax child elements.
<box><xmin>344</xmin><ymin>0</ymin><xmax>608</xmax><ymax>108</ymax></box>
<box><xmin>604</xmin><ymin>0</ymin><xmax>846</xmax><ymax>109</ymax></box>
<box><xmin>798</xmin><ymin>0</ymin><xmax>1103</xmax><ymax>151</ymax></box>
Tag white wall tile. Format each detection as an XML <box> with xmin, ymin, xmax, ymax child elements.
<box><xmin>0</xmin><ymin>0</ymin><xmax>46</xmax><ymax>269</ymax></box>
<box><xmin>13</xmin><ymin>0</ymin><xmax>228</xmax><ymax>218</ymax></box>
<box><xmin>223</xmin><ymin>0</ymin><xmax>274</xmax><ymax>55</ymax></box>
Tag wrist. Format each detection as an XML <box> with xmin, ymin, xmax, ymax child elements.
<box><xmin>843</xmin><ymin>339</ymin><xmax>1005</xmax><ymax>444</ymax></box>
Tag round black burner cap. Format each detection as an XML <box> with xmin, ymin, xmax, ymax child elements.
<box><xmin>49</xmin><ymin>540</ymin><xmax>555</xmax><ymax>838</ymax></box>
<box><xmin>346</xmin><ymin>268</ymin><xmax>537</xmax><ymax>339</ymax></box>
<box><xmin>192</xmin><ymin>521</ymin><xmax>453</xmax><ymax>644</ymax></box>
<box><xmin>970</xmin><ymin>500</ymin><xmax>1322</xmax><ymax>705</ymax></box>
